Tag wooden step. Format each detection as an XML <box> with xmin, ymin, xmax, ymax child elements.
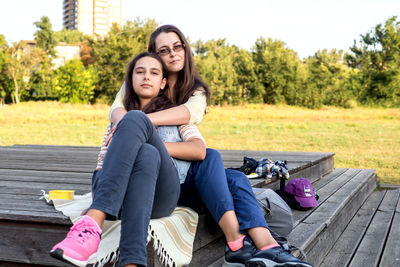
<box><xmin>198</xmin><ymin>168</ymin><xmax>377</xmax><ymax>267</ymax></box>
<box><xmin>320</xmin><ymin>188</ymin><xmax>400</xmax><ymax>267</ymax></box>
<box><xmin>0</xmin><ymin>145</ymin><xmax>334</xmax><ymax>266</ymax></box>
<box><xmin>288</xmin><ymin>168</ymin><xmax>377</xmax><ymax>266</ymax></box>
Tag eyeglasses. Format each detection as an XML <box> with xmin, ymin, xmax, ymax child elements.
<box><xmin>157</xmin><ymin>43</ymin><xmax>185</xmax><ymax>56</ymax></box>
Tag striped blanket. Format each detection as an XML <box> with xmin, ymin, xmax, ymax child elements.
<box><xmin>41</xmin><ymin>191</ymin><xmax>198</xmax><ymax>267</ymax></box>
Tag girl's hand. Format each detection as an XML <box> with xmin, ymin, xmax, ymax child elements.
<box><xmin>105</xmin><ymin>124</ymin><xmax>117</xmax><ymax>147</ymax></box>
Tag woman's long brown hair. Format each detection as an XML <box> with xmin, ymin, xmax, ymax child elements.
<box><xmin>148</xmin><ymin>25</ymin><xmax>210</xmax><ymax>105</ymax></box>
<box><xmin>123</xmin><ymin>52</ymin><xmax>175</xmax><ymax>114</ymax></box>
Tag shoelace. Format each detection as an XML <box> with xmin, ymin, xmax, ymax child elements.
<box><xmin>66</xmin><ymin>221</ymin><xmax>98</xmax><ymax>244</ymax></box>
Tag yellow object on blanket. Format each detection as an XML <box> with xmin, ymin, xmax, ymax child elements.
<box><xmin>40</xmin><ymin>191</ymin><xmax>198</xmax><ymax>267</ymax></box>
<box><xmin>49</xmin><ymin>190</ymin><xmax>75</xmax><ymax>200</ymax></box>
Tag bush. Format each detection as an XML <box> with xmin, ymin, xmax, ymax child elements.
<box><xmin>54</xmin><ymin>59</ymin><xmax>97</xmax><ymax>104</ymax></box>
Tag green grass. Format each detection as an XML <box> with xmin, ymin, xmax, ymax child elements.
<box><xmin>1</xmin><ymin>101</ymin><xmax>399</xmax><ymax>184</ymax></box>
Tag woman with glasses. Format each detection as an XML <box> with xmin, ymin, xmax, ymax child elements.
<box><xmin>107</xmin><ymin>25</ymin><xmax>312</xmax><ymax>267</ymax></box>
<box><xmin>109</xmin><ymin>25</ymin><xmax>209</xmax><ymax>129</ymax></box>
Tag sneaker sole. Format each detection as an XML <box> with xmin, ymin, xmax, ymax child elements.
<box><xmin>223</xmin><ymin>258</ymin><xmax>246</xmax><ymax>267</ymax></box>
<box><xmin>50</xmin><ymin>248</ymin><xmax>97</xmax><ymax>267</ymax></box>
<box><xmin>246</xmin><ymin>259</ymin><xmax>312</xmax><ymax>267</ymax></box>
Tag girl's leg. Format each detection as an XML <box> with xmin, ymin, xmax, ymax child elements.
<box><xmin>118</xmin><ymin>143</ymin><xmax>160</xmax><ymax>267</ymax></box>
<box><xmin>90</xmin><ymin>110</ymin><xmax>180</xmax><ymax>220</ymax></box>
<box><xmin>51</xmin><ymin>111</ymin><xmax>180</xmax><ymax>266</ymax></box>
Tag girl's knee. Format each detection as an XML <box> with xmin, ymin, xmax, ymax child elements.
<box><xmin>124</xmin><ymin>110</ymin><xmax>147</xmax><ymax>121</ymax></box>
<box><xmin>138</xmin><ymin>143</ymin><xmax>160</xmax><ymax>166</ymax></box>
<box><xmin>116</xmin><ymin>110</ymin><xmax>152</xmax><ymax>134</ymax></box>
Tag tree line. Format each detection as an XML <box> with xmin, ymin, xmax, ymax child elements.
<box><xmin>0</xmin><ymin>16</ymin><xmax>399</xmax><ymax>108</ymax></box>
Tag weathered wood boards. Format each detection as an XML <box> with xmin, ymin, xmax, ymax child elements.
<box><xmin>288</xmin><ymin>169</ymin><xmax>377</xmax><ymax>266</ymax></box>
<box><xmin>321</xmin><ymin>189</ymin><xmax>400</xmax><ymax>267</ymax></box>
<box><xmin>5</xmin><ymin>144</ymin><xmax>394</xmax><ymax>267</ymax></box>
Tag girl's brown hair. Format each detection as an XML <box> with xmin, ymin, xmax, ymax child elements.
<box><xmin>123</xmin><ymin>52</ymin><xmax>175</xmax><ymax>114</ymax></box>
<box><xmin>148</xmin><ymin>25</ymin><xmax>210</xmax><ymax>105</ymax></box>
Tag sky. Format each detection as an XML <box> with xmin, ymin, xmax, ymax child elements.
<box><xmin>0</xmin><ymin>0</ymin><xmax>399</xmax><ymax>59</ymax></box>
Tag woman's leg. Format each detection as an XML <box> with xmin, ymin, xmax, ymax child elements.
<box><xmin>224</xmin><ymin>169</ymin><xmax>276</xmax><ymax>249</ymax></box>
<box><xmin>179</xmin><ymin>149</ymin><xmax>242</xmax><ymax>241</ymax></box>
<box><xmin>179</xmin><ymin>149</ymin><xmax>277</xmax><ymax>247</ymax></box>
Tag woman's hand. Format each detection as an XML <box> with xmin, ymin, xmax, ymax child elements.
<box><xmin>105</xmin><ymin>109</ymin><xmax>127</xmax><ymax>146</ymax></box>
<box><xmin>111</xmin><ymin>107</ymin><xmax>127</xmax><ymax>125</ymax></box>
<box><xmin>147</xmin><ymin>105</ymin><xmax>191</xmax><ymax>126</ymax></box>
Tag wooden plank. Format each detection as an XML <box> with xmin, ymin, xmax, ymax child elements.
<box><xmin>311</xmin><ymin>168</ymin><xmax>348</xmax><ymax>191</ymax></box>
<box><xmin>190</xmin><ymin>236</ymin><xmax>226</xmax><ymax>266</ymax></box>
<box><xmin>289</xmin><ymin>170</ymin><xmax>376</xmax><ymax>266</ymax></box>
<box><xmin>0</xmin><ymin>181</ymin><xmax>91</xmax><ymax>192</ymax></box>
<box><xmin>0</xmin><ymin>208</ymin><xmax>71</xmax><ymax>224</ymax></box>
<box><xmin>291</xmin><ymin>168</ymin><xmax>360</xmax><ymax>227</ymax></box>
<box><xmin>9</xmin><ymin>144</ymin><xmax>99</xmax><ymax>151</ymax></box>
<box><xmin>0</xmin><ymin>221</ymin><xmax>71</xmax><ymax>266</ymax></box>
<box><xmin>0</xmin><ymin>168</ymin><xmax>92</xmax><ymax>179</ymax></box>
<box><xmin>380</xmin><ymin>189</ymin><xmax>400</xmax><ymax>267</ymax></box>
<box><xmin>0</xmin><ymin>193</ymin><xmax>48</xmax><ymax>201</ymax></box>
<box><xmin>0</xmin><ymin>187</ymin><xmax>87</xmax><ymax>196</ymax></box>
<box><xmin>192</xmin><ymin>213</ymin><xmax>222</xmax><ymax>251</ymax></box>
<box><xmin>218</xmin><ymin>149</ymin><xmax>334</xmax><ymax>159</ymax></box>
<box><xmin>0</xmin><ymin>174</ymin><xmax>92</xmax><ymax>184</ymax></box>
<box><xmin>349</xmin><ymin>189</ymin><xmax>399</xmax><ymax>267</ymax></box>
<box><xmin>0</xmin><ymin>199</ymin><xmax>67</xmax><ymax>211</ymax></box>
<box><xmin>319</xmin><ymin>190</ymin><xmax>386</xmax><ymax>267</ymax></box>
<box><xmin>0</xmin><ymin>162</ymin><xmax>95</xmax><ymax>173</ymax></box>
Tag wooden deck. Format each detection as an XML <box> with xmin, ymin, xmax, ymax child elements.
<box><xmin>0</xmin><ymin>145</ymin><xmax>398</xmax><ymax>266</ymax></box>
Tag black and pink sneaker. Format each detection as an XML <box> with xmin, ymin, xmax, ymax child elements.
<box><xmin>50</xmin><ymin>215</ymin><xmax>102</xmax><ymax>267</ymax></box>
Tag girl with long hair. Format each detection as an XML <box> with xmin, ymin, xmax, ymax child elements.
<box><xmin>50</xmin><ymin>52</ymin><xmax>206</xmax><ymax>267</ymax></box>
<box><xmin>106</xmin><ymin>25</ymin><xmax>311</xmax><ymax>267</ymax></box>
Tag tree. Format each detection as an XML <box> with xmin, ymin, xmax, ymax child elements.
<box><xmin>54</xmin><ymin>29</ymin><xmax>87</xmax><ymax>44</ymax></box>
<box><xmin>91</xmin><ymin>19</ymin><xmax>158</xmax><ymax>103</ymax></box>
<box><xmin>29</xmin><ymin>55</ymin><xmax>57</xmax><ymax>100</ymax></box>
<box><xmin>54</xmin><ymin>59</ymin><xmax>97</xmax><ymax>104</ymax></box>
<box><xmin>304</xmin><ymin>49</ymin><xmax>353</xmax><ymax>107</ymax></box>
<box><xmin>0</xmin><ymin>34</ymin><xmax>11</xmax><ymax>105</ymax></box>
<box><xmin>345</xmin><ymin>16</ymin><xmax>400</xmax><ymax>106</ymax></box>
<box><xmin>34</xmin><ymin>16</ymin><xmax>57</xmax><ymax>58</ymax></box>
<box><xmin>194</xmin><ymin>39</ymin><xmax>241</xmax><ymax>105</ymax></box>
<box><xmin>5</xmin><ymin>41</ymin><xmax>44</xmax><ymax>104</ymax></box>
<box><xmin>232</xmin><ymin>49</ymin><xmax>264</xmax><ymax>103</ymax></box>
<box><xmin>252</xmin><ymin>37</ymin><xmax>303</xmax><ymax>105</ymax></box>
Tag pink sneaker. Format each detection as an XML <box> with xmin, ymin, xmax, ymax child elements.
<box><xmin>50</xmin><ymin>215</ymin><xmax>102</xmax><ymax>267</ymax></box>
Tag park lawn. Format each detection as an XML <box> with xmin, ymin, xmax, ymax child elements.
<box><xmin>1</xmin><ymin>101</ymin><xmax>399</xmax><ymax>185</ymax></box>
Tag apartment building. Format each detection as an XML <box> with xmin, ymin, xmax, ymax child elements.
<box><xmin>63</xmin><ymin>0</ymin><xmax>122</xmax><ymax>37</ymax></box>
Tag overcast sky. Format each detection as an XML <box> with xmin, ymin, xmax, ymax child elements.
<box><xmin>0</xmin><ymin>0</ymin><xmax>399</xmax><ymax>58</ymax></box>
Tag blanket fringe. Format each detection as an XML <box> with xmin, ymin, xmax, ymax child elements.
<box><xmin>94</xmin><ymin>248</ymin><xmax>119</xmax><ymax>267</ymax></box>
<box><xmin>148</xmin><ymin>227</ymin><xmax>177</xmax><ymax>267</ymax></box>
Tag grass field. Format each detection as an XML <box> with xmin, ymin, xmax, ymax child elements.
<box><xmin>1</xmin><ymin>101</ymin><xmax>399</xmax><ymax>184</ymax></box>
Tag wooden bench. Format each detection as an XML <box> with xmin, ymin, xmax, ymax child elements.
<box><xmin>1</xmin><ymin>145</ymin><xmax>398</xmax><ymax>266</ymax></box>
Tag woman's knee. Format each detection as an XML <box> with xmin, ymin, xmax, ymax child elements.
<box><xmin>204</xmin><ymin>148</ymin><xmax>223</xmax><ymax>163</ymax></box>
<box><xmin>225</xmin><ymin>169</ymin><xmax>252</xmax><ymax>189</ymax></box>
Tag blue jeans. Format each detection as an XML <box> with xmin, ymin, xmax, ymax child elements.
<box><xmin>91</xmin><ymin>110</ymin><xmax>180</xmax><ymax>267</ymax></box>
<box><xmin>178</xmin><ymin>149</ymin><xmax>268</xmax><ymax>232</ymax></box>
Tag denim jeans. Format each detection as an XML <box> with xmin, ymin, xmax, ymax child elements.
<box><xmin>178</xmin><ymin>149</ymin><xmax>268</xmax><ymax>232</ymax></box>
<box><xmin>91</xmin><ymin>110</ymin><xmax>180</xmax><ymax>267</ymax></box>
